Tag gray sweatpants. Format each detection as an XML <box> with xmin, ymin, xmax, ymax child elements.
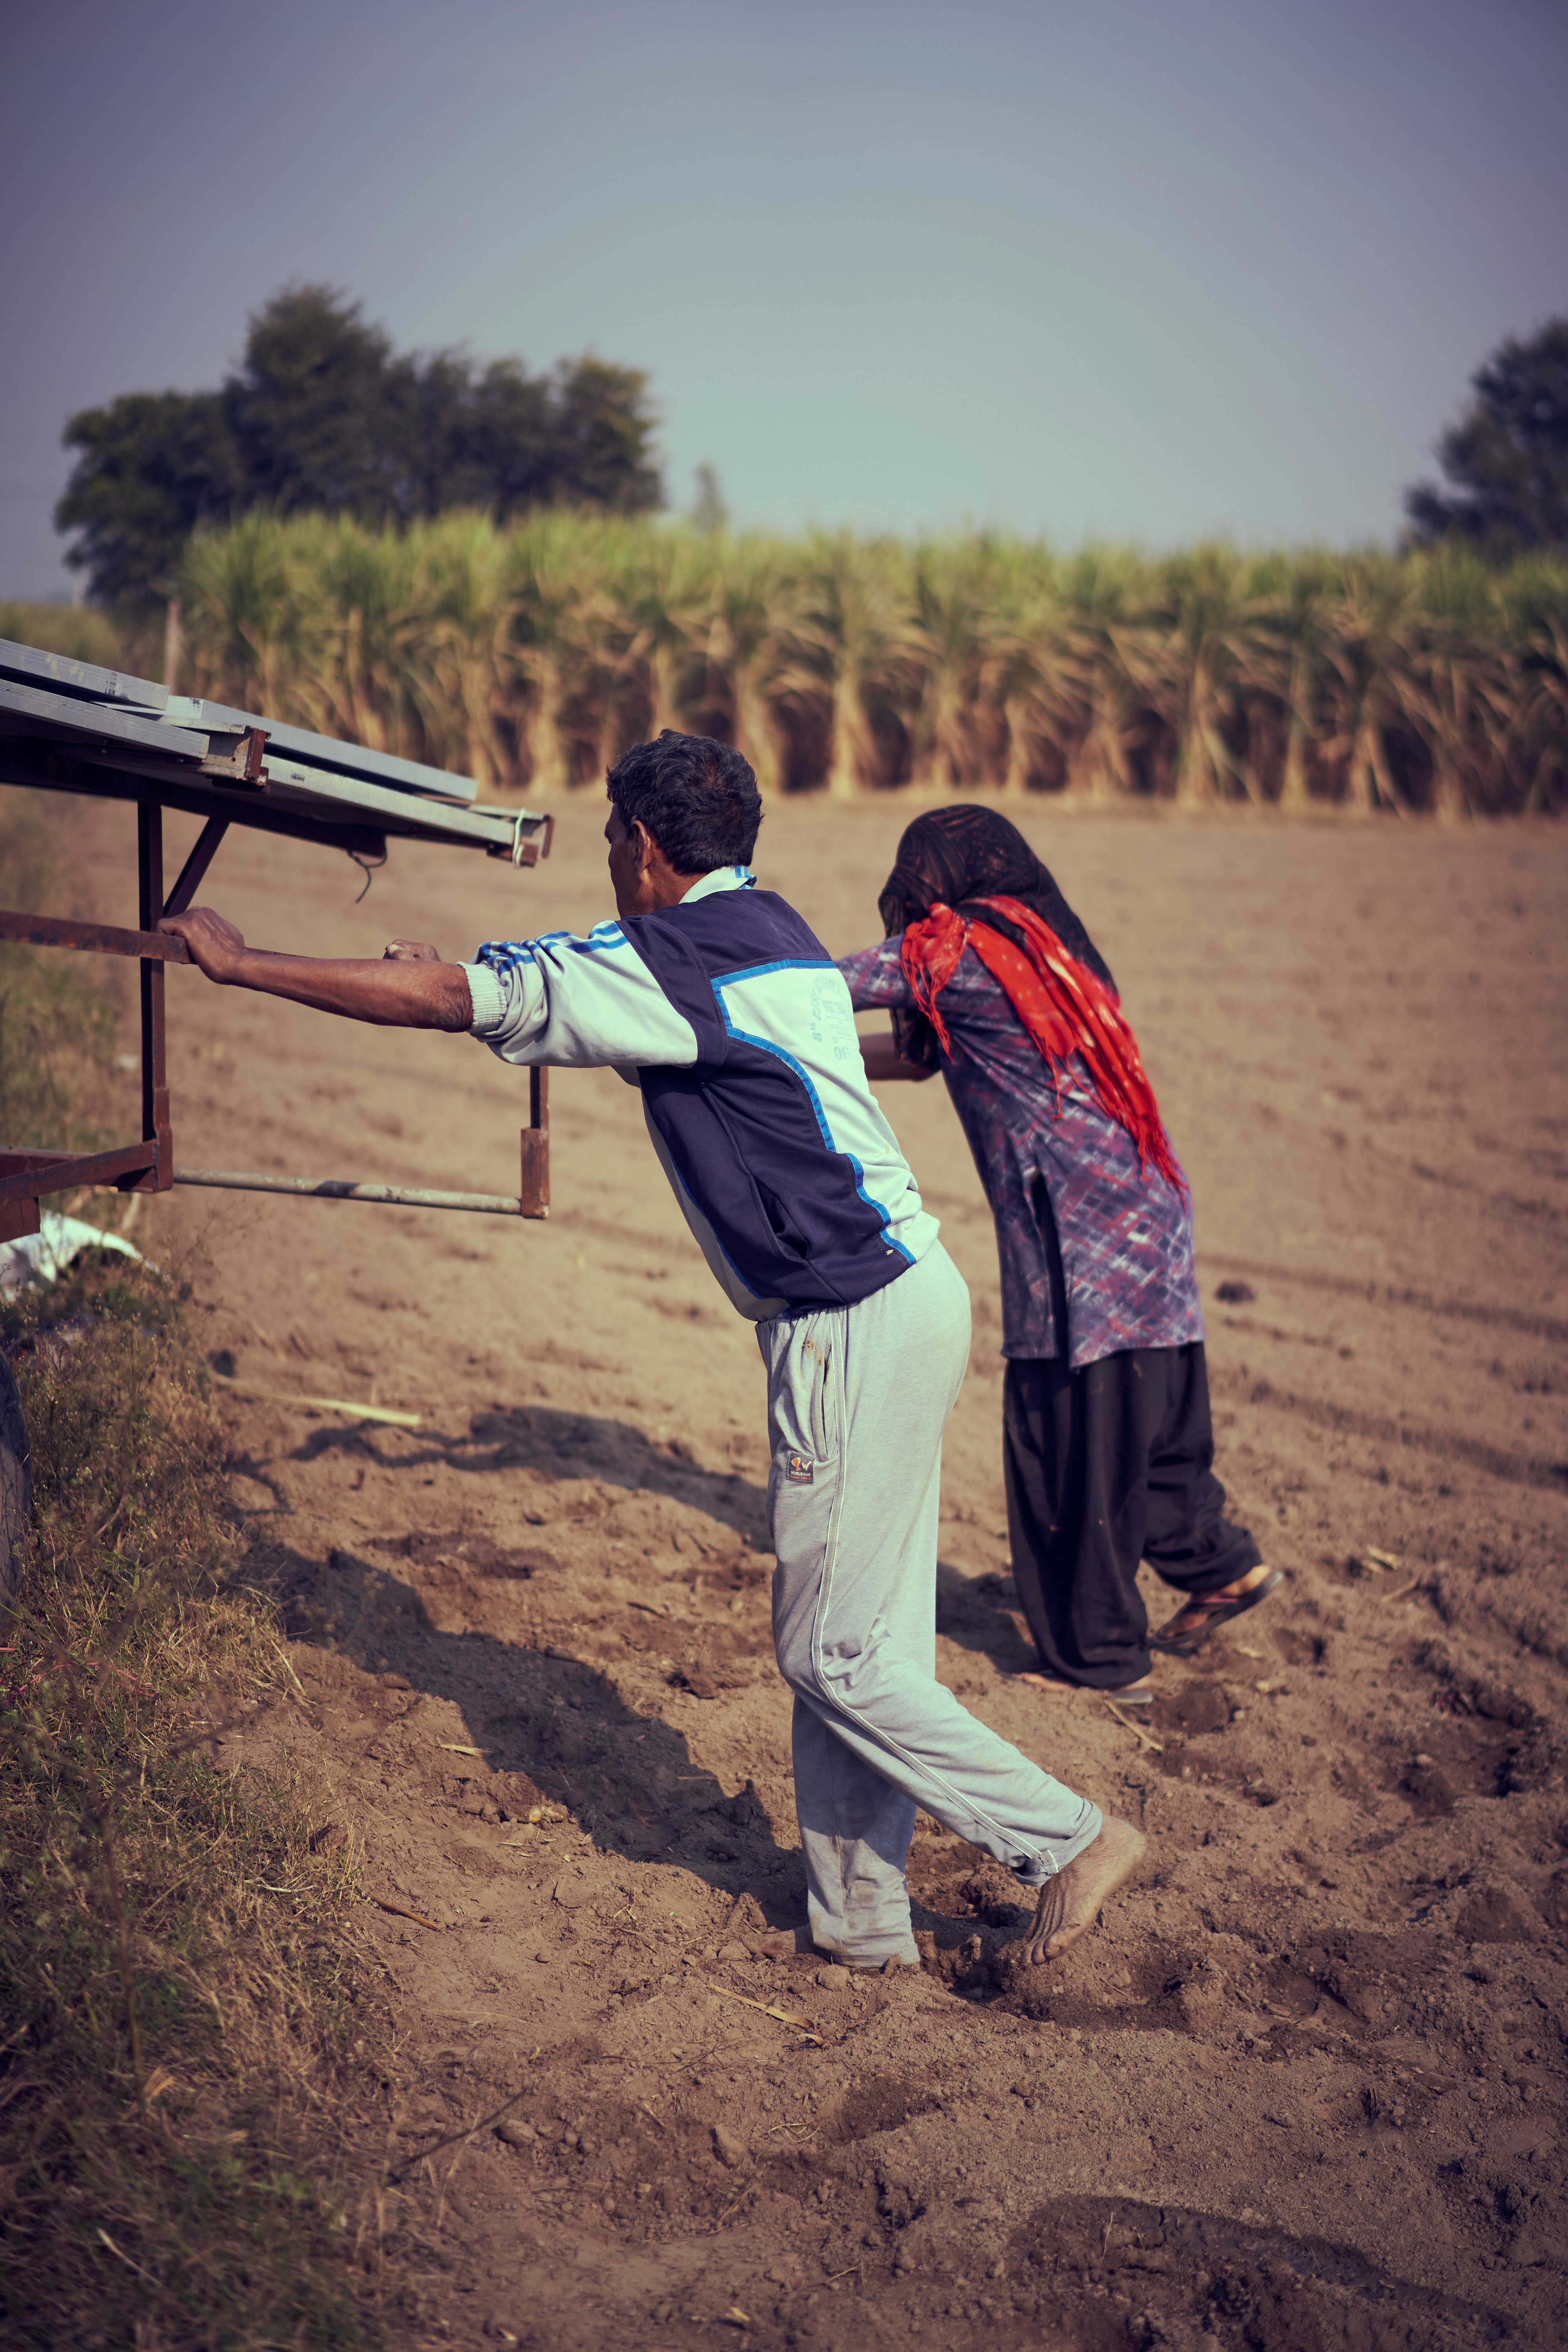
<box><xmin>759</xmin><ymin>1241</ymin><xmax>1102</xmax><ymax>1965</ymax></box>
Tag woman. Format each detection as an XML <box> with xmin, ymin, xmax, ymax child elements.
<box><xmin>838</xmin><ymin>806</ymin><xmax>1278</xmax><ymax>1704</ymax></box>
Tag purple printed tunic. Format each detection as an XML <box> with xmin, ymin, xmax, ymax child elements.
<box><xmin>838</xmin><ymin>937</ymin><xmax>1203</xmax><ymax>1371</ymax></box>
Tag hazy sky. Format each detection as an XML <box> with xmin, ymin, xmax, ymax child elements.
<box><xmin>4</xmin><ymin>0</ymin><xmax>1565</xmax><ymax>596</ymax></box>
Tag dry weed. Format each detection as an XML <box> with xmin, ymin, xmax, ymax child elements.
<box><xmin>0</xmin><ymin>1265</ymin><xmax>397</xmax><ymax>2350</ymax></box>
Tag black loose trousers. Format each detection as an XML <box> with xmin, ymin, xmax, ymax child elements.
<box><xmin>1002</xmin><ymin>1179</ymin><xmax>1261</xmax><ymax>1688</ymax></box>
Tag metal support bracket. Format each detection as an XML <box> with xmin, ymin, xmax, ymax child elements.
<box><xmin>163</xmin><ymin>814</ymin><xmax>229</xmax><ymax>918</ymax></box>
<box><xmin>519</xmin><ymin>1067</ymin><xmax>549</xmax><ymax>1218</ymax></box>
<box><xmin>130</xmin><ymin>801</ymin><xmax>172</xmax><ymax>1191</ymax></box>
<box><xmin>0</xmin><ymin>787</ymin><xmax>551</xmax><ymax>1226</ymax></box>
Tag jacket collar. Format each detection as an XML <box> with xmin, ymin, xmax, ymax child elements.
<box><xmin>679</xmin><ymin>866</ymin><xmax>756</xmax><ymax>905</ymax></box>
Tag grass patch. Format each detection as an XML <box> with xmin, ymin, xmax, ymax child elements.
<box><xmin>0</xmin><ymin>793</ymin><xmax>128</xmax><ymax>1195</ymax></box>
<box><xmin>0</xmin><ymin>1261</ymin><xmax>397</xmax><ymax>2347</ymax></box>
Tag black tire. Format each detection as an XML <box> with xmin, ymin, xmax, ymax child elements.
<box><xmin>0</xmin><ymin>1350</ymin><xmax>31</xmax><ymax>1601</ymax></box>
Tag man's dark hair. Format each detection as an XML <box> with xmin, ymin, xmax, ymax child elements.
<box><xmin>606</xmin><ymin>731</ymin><xmax>763</xmax><ymax>873</ymax></box>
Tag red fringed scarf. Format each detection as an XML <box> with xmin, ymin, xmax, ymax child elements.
<box><xmin>899</xmin><ymin>893</ymin><xmax>1186</xmax><ymax>1194</ymax></box>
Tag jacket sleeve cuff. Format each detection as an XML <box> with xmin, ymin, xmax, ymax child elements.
<box><xmin>460</xmin><ymin>961</ymin><xmax>505</xmax><ymax>1034</ymax></box>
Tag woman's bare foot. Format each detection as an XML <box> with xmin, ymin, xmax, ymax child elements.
<box><xmin>1024</xmin><ymin>1816</ymin><xmax>1146</xmax><ymax>1965</ymax></box>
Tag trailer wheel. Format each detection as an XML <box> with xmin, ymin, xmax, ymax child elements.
<box><xmin>0</xmin><ymin>1351</ymin><xmax>31</xmax><ymax>1600</ymax></box>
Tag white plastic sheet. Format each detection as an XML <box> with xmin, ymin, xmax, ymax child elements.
<box><xmin>0</xmin><ymin>1212</ymin><xmax>143</xmax><ymax>1298</ymax></box>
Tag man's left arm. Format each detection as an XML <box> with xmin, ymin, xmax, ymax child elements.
<box><xmin>158</xmin><ymin>908</ymin><xmax>472</xmax><ymax>1030</ymax></box>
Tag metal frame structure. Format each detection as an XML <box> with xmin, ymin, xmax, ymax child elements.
<box><xmin>0</xmin><ymin>637</ymin><xmax>552</xmax><ymax>1246</ymax></box>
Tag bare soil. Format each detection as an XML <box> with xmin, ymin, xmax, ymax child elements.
<box><xmin>81</xmin><ymin>794</ymin><xmax>1568</xmax><ymax>2351</ymax></box>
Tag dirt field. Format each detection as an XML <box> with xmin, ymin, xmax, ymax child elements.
<box><xmin>80</xmin><ymin>791</ymin><xmax>1568</xmax><ymax>2351</ymax></box>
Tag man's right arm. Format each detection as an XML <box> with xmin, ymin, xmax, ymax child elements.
<box><xmin>464</xmin><ymin>922</ymin><xmax>700</xmax><ymax>1069</ymax></box>
<box><xmin>161</xmin><ymin>905</ymin><xmax>705</xmax><ymax>1069</ymax></box>
<box><xmin>160</xmin><ymin>908</ymin><xmax>472</xmax><ymax>1029</ymax></box>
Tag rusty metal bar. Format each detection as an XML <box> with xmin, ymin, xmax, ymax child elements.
<box><xmin>0</xmin><ymin>908</ymin><xmax>191</xmax><ymax>962</ymax></box>
<box><xmin>0</xmin><ymin>1198</ymin><xmax>41</xmax><ymax>1245</ymax></box>
<box><xmin>135</xmin><ymin>802</ymin><xmax>172</xmax><ymax>1192</ymax></box>
<box><xmin>519</xmin><ymin>1065</ymin><xmax>550</xmax><ymax>1218</ymax></box>
<box><xmin>0</xmin><ymin>1142</ymin><xmax>158</xmax><ymax>1204</ymax></box>
<box><xmin>163</xmin><ymin>815</ymin><xmax>229</xmax><ymax>918</ymax></box>
<box><xmin>172</xmin><ymin>1168</ymin><xmax>533</xmax><ymax>1215</ymax></box>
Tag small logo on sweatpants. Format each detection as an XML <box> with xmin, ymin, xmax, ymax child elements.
<box><xmin>785</xmin><ymin>1452</ymin><xmax>814</xmax><ymax>1485</ymax></box>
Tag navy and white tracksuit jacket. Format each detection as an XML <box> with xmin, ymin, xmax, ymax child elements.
<box><xmin>460</xmin><ymin>866</ymin><xmax>938</xmax><ymax>1319</ymax></box>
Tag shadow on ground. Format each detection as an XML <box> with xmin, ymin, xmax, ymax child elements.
<box><xmin>287</xmin><ymin>1404</ymin><xmax>772</xmax><ymax>1550</ymax></box>
<box><xmin>935</xmin><ymin>1562</ymin><xmax>1037</xmax><ymax>1676</ymax></box>
<box><xmin>248</xmin><ymin>1532</ymin><xmax>807</xmax><ymax>1922</ymax></box>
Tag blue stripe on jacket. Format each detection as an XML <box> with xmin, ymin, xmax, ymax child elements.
<box><xmin>464</xmin><ymin>868</ymin><xmax>936</xmax><ymax>1317</ymax></box>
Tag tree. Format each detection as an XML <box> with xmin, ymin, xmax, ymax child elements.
<box><xmin>223</xmin><ymin>285</ymin><xmax>401</xmax><ymax>520</ymax></box>
<box><xmin>544</xmin><ymin>356</ymin><xmax>662</xmax><ymax>515</ymax></box>
<box><xmin>1405</xmin><ymin>320</ymin><xmax>1568</xmax><ymax>558</ymax></box>
<box><xmin>54</xmin><ymin>389</ymin><xmax>240</xmax><ymax>609</ymax></box>
<box><xmin>56</xmin><ymin>287</ymin><xmax>663</xmax><ymax>609</ymax></box>
<box><xmin>445</xmin><ymin>360</ymin><xmax>556</xmax><ymax>520</ymax></box>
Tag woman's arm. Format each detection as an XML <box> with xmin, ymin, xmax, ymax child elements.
<box><xmin>860</xmin><ymin>1027</ymin><xmax>938</xmax><ymax>1082</ymax></box>
<box><xmin>157</xmin><ymin>907</ymin><xmax>473</xmax><ymax>1031</ymax></box>
<box><xmin>839</xmin><ymin>944</ymin><xmax>936</xmax><ymax>1082</ymax></box>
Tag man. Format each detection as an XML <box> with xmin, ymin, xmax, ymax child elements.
<box><xmin>162</xmin><ymin>731</ymin><xmax>1142</xmax><ymax>1970</ymax></box>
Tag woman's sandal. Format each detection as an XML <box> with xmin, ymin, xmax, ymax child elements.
<box><xmin>1150</xmin><ymin>1566</ymin><xmax>1283</xmax><ymax>1658</ymax></box>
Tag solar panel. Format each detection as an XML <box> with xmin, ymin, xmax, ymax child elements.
<box><xmin>0</xmin><ymin>636</ymin><xmax>550</xmax><ymax>862</ymax></box>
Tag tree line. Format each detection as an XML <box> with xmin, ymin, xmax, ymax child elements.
<box><xmin>55</xmin><ymin>304</ymin><xmax>1568</xmax><ymax>618</ymax></box>
<box><xmin>55</xmin><ymin>287</ymin><xmax>661</xmax><ymax>610</ymax></box>
<box><xmin>157</xmin><ymin>510</ymin><xmax>1566</xmax><ymax>814</ymax></box>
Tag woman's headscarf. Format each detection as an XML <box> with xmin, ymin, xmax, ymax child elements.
<box><xmin>878</xmin><ymin>806</ymin><xmax>1117</xmax><ymax>998</ymax></box>
<box><xmin>878</xmin><ymin>806</ymin><xmax>1183</xmax><ymax>1192</ymax></box>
